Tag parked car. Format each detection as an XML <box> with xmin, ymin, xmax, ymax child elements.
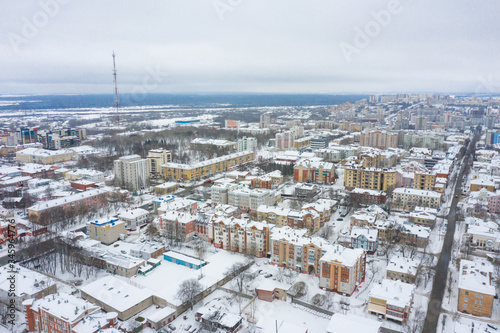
<box><xmin>185</xmin><ymin>324</ymin><xmax>192</xmax><ymax>331</ymax></box>
<box><xmin>264</xmin><ymin>274</ymin><xmax>273</xmax><ymax>278</ymax></box>
<box><xmin>168</xmin><ymin>324</ymin><xmax>176</xmax><ymax>330</ymax></box>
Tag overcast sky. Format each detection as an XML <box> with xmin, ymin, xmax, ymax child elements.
<box><xmin>1</xmin><ymin>0</ymin><xmax>499</xmax><ymax>95</ymax></box>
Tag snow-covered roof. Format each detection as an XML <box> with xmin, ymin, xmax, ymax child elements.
<box><xmin>327</xmin><ymin>313</ymin><xmax>382</xmax><ymax>333</ymax></box>
<box><xmin>320</xmin><ymin>244</ymin><xmax>365</xmax><ymax>267</ymax></box>
<box><xmin>160</xmin><ymin>210</ymin><xmax>196</xmax><ymax>224</ymax></box>
<box><xmin>117</xmin><ymin>208</ymin><xmax>149</xmax><ymax>220</ymax></box>
<box><xmin>401</xmin><ymin>222</ymin><xmax>431</xmax><ymax>239</ymax></box>
<box><xmin>393</xmin><ymin>187</ymin><xmax>441</xmax><ymax>198</ymax></box>
<box><xmin>369</xmin><ymin>279</ymin><xmax>415</xmax><ymax>308</ymax></box>
<box><xmin>256</xmin><ymin>280</ymin><xmax>291</xmax><ymax>292</ymax></box>
<box><xmin>28</xmin><ymin>188</ymin><xmax>109</xmax><ymax>212</ymax></box>
<box><xmin>29</xmin><ymin>293</ymin><xmax>100</xmax><ymax>324</ymax></box>
<box><xmin>146</xmin><ymin>306</ymin><xmax>176</xmax><ymax>323</ymax></box>
<box><xmin>387</xmin><ymin>255</ymin><xmax>419</xmax><ymax>276</ymax></box>
<box><xmin>351</xmin><ymin>227</ymin><xmax>378</xmax><ymax>241</ymax></box>
<box><xmin>81</xmin><ymin>275</ymin><xmax>153</xmax><ymax>313</ymax></box>
<box><xmin>458</xmin><ymin>259</ymin><xmax>495</xmax><ymax>296</ymax></box>
<box><xmin>0</xmin><ymin>264</ymin><xmax>56</xmax><ymax>297</ymax></box>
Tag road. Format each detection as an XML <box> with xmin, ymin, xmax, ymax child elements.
<box><xmin>422</xmin><ymin>135</ymin><xmax>476</xmax><ymax>333</ymax></box>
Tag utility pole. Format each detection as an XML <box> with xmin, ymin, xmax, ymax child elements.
<box><xmin>112</xmin><ymin>51</ymin><xmax>120</xmax><ymax>124</ymax></box>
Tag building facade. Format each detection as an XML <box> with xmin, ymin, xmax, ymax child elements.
<box><xmin>114</xmin><ymin>155</ymin><xmax>150</xmax><ymax>191</ymax></box>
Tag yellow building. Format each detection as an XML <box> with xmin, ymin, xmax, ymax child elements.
<box><xmin>16</xmin><ymin>147</ymin><xmax>74</xmax><ymax>164</ymax></box>
<box><xmin>469</xmin><ymin>178</ymin><xmax>495</xmax><ymax>192</ymax></box>
<box><xmin>294</xmin><ymin>137</ymin><xmax>311</xmax><ymax>149</ymax></box>
<box><xmin>89</xmin><ymin>218</ymin><xmax>127</xmax><ymax>245</ymax></box>
<box><xmin>257</xmin><ymin>206</ymin><xmax>291</xmax><ymax>227</ymax></box>
<box><xmin>161</xmin><ymin>151</ymin><xmax>254</xmax><ymax>182</ymax></box>
<box><xmin>457</xmin><ymin>259</ymin><xmax>495</xmax><ymax>317</ymax></box>
<box><xmin>147</xmin><ymin>149</ymin><xmax>172</xmax><ymax>178</ymax></box>
<box><xmin>344</xmin><ymin>166</ymin><xmax>396</xmax><ymax>191</ymax></box>
<box><xmin>414</xmin><ymin>171</ymin><xmax>436</xmax><ymax>190</ymax></box>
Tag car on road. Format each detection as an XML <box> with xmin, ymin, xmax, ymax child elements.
<box><xmin>337</xmin><ymin>218</ymin><xmax>343</xmax><ymax>221</ymax></box>
<box><xmin>455</xmin><ymin>195</ymin><xmax>459</xmax><ymax>198</ymax></box>
<box><xmin>264</xmin><ymin>274</ymin><xmax>273</xmax><ymax>278</ymax></box>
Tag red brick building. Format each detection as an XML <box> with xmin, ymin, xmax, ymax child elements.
<box><xmin>27</xmin><ymin>189</ymin><xmax>108</xmax><ymax>223</ymax></box>
<box><xmin>70</xmin><ymin>180</ymin><xmax>96</xmax><ymax>191</ymax></box>
<box><xmin>293</xmin><ymin>160</ymin><xmax>335</xmax><ymax>184</ymax></box>
<box><xmin>24</xmin><ymin>293</ymin><xmax>118</xmax><ymax>333</ymax></box>
<box><xmin>251</xmin><ymin>176</ymin><xmax>272</xmax><ymax>189</ymax></box>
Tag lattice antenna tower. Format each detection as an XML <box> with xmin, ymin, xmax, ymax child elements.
<box><xmin>112</xmin><ymin>51</ymin><xmax>120</xmax><ymax>123</ymax></box>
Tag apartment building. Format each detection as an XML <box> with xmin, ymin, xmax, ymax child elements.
<box><xmin>301</xmin><ymin>199</ymin><xmax>337</xmax><ymax>226</ymax></box>
<box><xmin>403</xmin><ymin>132</ymin><xmax>444</xmax><ymax>150</ymax></box>
<box><xmin>227</xmin><ymin>187</ymin><xmax>278</xmax><ymax>213</ymax></box>
<box><xmin>399</xmin><ymin>222</ymin><xmax>431</xmax><ymax>247</ymax></box>
<box><xmin>212</xmin><ymin>217</ymin><xmax>272</xmax><ymax>257</ymax></box>
<box><xmin>287</xmin><ymin>209</ymin><xmax>321</xmax><ymax>233</ymax></box>
<box><xmin>360</xmin><ymin>130</ymin><xmax>398</xmax><ymax>149</ymax></box>
<box><xmin>147</xmin><ymin>149</ymin><xmax>172</xmax><ymax>178</ymax></box>
<box><xmin>159</xmin><ymin>210</ymin><xmax>196</xmax><ymax>242</ymax></box>
<box><xmin>27</xmin><ymin>188</ymin><xmax>108</xmax><ymax>223</ymax></box>
<box><xmin>351</xmin><ymin>188</ymin><xmax>387</xmax><ymax>205</ymax></box>
<box><xmin>276</xmin><ymin>131</ymin><xmax>294</xmax><ymax>150</ymax></box>
<box><xmin>470</xmin><ymin>178</ymin><xmax>495</xmax><ymax>192</ymax></box>
<box><xmin>294</xmin><ymin>136</ymin><xmax>311</xmax><ymax>149</ymax></box>
<box><xmin>350</xmin><ymin>227</ymin><xmax>378</xmax><ymax>254</ymax></box>
<box><xmin>38</xmin><ymin>128</ymin><xmax>86</xmax><ymax>150</ymax></box>
<box><xmin>251</xmin><ymin>176</ymin><xmax>272</xmax><ymax>189</ymax></box>
<box><xmin>294</xmin><ymin>159</ymin><xmax>335</xmax><ymax>184</ymax></box>
<box><xmin>24</xmin><ymin>293</ymin><xmax>117</xmax><ymax>333</ymax></box>
<box><xmin>237</xmin><ymin>136</ymin><xmax>257</xmax><ymax>152</ymax></box>
<box><xmin>88</xmin><ymin>218</ymin><xmax>127</xmax><ymax>245</ymax></box>
<box><xmin>392</xmin><ymin>188</ymin><xmax>441</xmax><ymax>210</ymax></box>
<box><xmin>457</xmin><ymin>259</ymin><xmax>495</xmax><ymax>317</ymax></box>
<box><xmin>257</xmin><ymin>205</ymin><xmax>293</xmax><ymax>227</ymax></box>
<box><xmin>386</xmin><ymin>256</ymin><xmax>418</xmax><ymax>284</ymax></box>
<box><xmin>413</xmin><ymin>171</ymin><xmax>437</xmax><ymax>190</ymax></box>
<box><xmin>114</xmin><ymin>154</ymin><xmax>149</xmax><ymax>191</ymax></box>
<box><xmin>408</xmin><ymin>210</ymin><xmax>437</xmax><ymax>228</ymax></box>
<box><xmin>211</xmin><ymin>183</ymin><xmax>239</xmax><ymax>204</ymax></box>
<box><xmin>161</xmin><ymin>151</ymin><xmax>254</xmax><ymax>182</ymax></box>
<box><xmin>117</xmin><ymin>208</ymin><xmax>149</xmax><ymax>230</ymax></box>
<box><xmin>344</xmin><ymin>166</ymin><xmax>396</xmax><ymax>191</ymax></box>
<box><xmin>0</xmin><ymin>264</ymin><xmax>57</xmax><ymax>311</ymax></box>
<box><xmin>368</xmin><ymin>279</ymin><xmax>415</xmax><ymax>323</ymax></box>
<box><xmin>318</xmin><ymin>245</ymin><xmax>366</xmax><ymax>295</ymax></box>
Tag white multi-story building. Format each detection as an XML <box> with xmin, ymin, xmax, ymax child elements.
<box><xmin>392</xmin><ymin>188</ymin><xmax>442</xmax><ymax>210</ymax></box>
<box><xmin>147</xmin><ymin>149</ymin><xmax>172</xmax><ymax>177</ymax></box>
<box><xmin>117</xmin><ymin>208</ymin><xmax>149</xmax><ymax>230</ymax></box>
<box><xmin>276</xmin><ymin>131</ymin><xmax>294</xmax><ymax>150</ymax></box>
<box><xmin>212</xmin><ymin>217</ymin><xmax>272</xmax><ymax>257</ymax></box>
<box><xmin>228</xmin><ymin>187</ymin><xmax>279</xmax><ymax>212</ymax></box>
<box><xmin>211</xmin><ymin>183</ymin><xmax>239</xmax><ymax>204</ymax></box>
<box><xmin>114</xmin><ymin>155</ymin><xmax>149</xmax><ymax>191</ymax></box>
<box><xmin>237</xmin><ymin>136</ymin><xmax>257</xmax><ymax>152</ymax></box>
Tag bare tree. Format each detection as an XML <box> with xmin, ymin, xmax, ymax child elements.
<box><xmin>318</xmin><ymin>225</ymin><xmax>334</xmax><ymax>241</ymax></box>
<box><xmin>403</xmin><ymin>309</ymin><xmax>425</xmax><ymax>333</ymax></box>
<box><xmin>176</xmin><ymin>279</ymin><xmax>203</xmax><ymax>310</ymax></box>
<box><xmin>289</xmin><ymin>281</ymin><xmax>308</xmax><ymax>299</ymax></box>
<box><xmin>225</xmin><ymin>262</ymin><xmax>250</xmax><ymax>294</ymax></box>
<box><xmin>194</xmin><ymin>240</ymin><xmax>208</xmax><ymax>278</ymax></box>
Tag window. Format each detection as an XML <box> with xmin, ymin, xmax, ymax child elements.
<box><xmin>463</xmin><ymin>304</ymin><xmax>467</xmax><ymax>309</ymax></box>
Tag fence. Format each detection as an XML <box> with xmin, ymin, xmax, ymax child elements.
<box><xmin>290</xmin><ymin>297</ymin><xmax>334</xmax><ymax>317</ymax></box>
